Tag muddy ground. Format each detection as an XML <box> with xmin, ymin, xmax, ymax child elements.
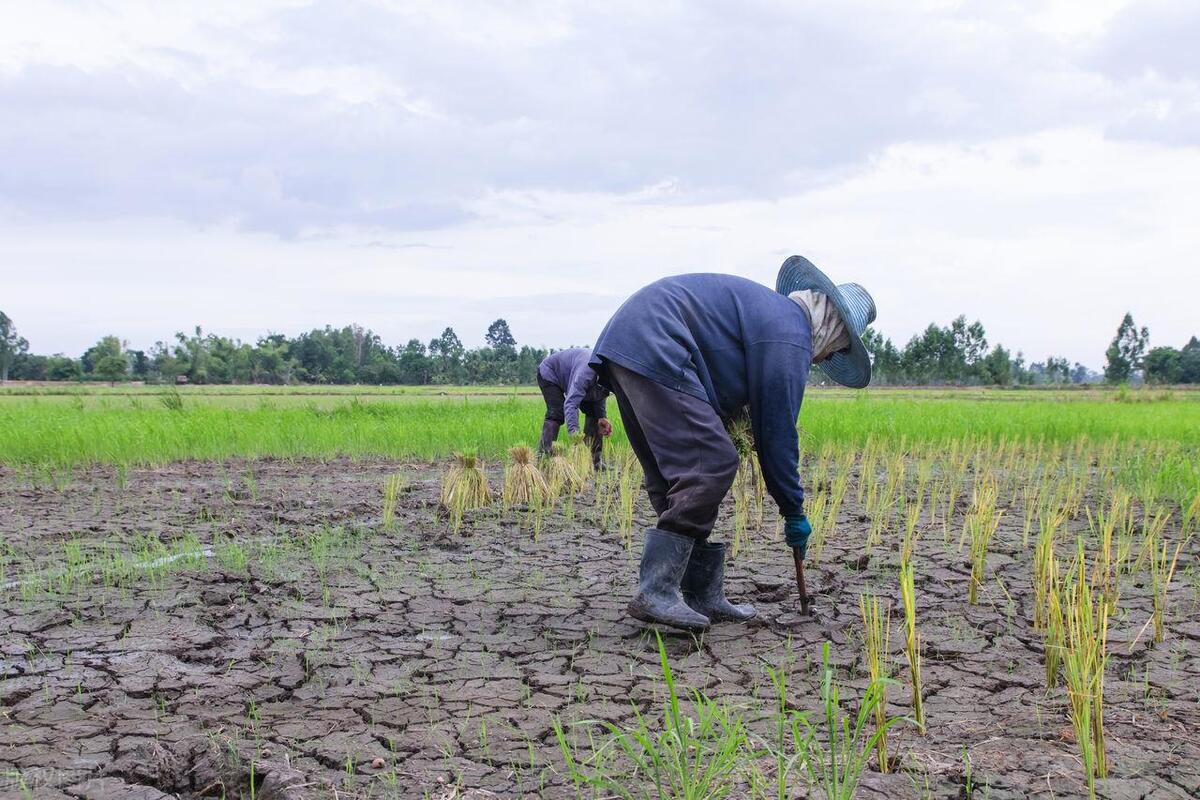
<box><xmin>1</xmin><ymin>459</ymin><xmax>1198</xmax><ymax>800</ymax></box>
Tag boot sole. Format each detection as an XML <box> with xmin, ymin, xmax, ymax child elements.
<box><xmin>627</xmin><ymin>603</ymin><xmax>710</xmax><ymax>632</ymax></box>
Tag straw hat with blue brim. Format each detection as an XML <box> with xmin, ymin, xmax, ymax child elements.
<box><xmin>775</xmin><ymin>255</ymin><xmax>877</xmax><ymax>389</ymax></box>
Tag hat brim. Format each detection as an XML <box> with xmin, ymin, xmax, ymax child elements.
<box><xmin>775</xmin><ymin>255</ymin><xmax>873</xmax><ymax>389</ymax></box>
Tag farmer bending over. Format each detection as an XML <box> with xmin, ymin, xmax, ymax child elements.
<box><xmin>536</xmin><ymin>347</ymin><xmax>612</xmax><ymax>469</ymax></box>
<box><xmin>590</xmin><ymin>256</ymin><xmax>876</xmax><ymax>631</ymax></box>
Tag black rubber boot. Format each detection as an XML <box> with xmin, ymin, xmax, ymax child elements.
<box><xmin>628</xmin><ymin>529</ymin><xmax>711</xmax><ymax>631</ymax></box>
<box><xmin>538</xmin><ymin>419</ymin><xmax>561</xmax><ymax>455</ymax></box>
<box><xmin>682</xmin><ymin>541</ymin><xmax>756</xmax><ymax>623</ymax></box>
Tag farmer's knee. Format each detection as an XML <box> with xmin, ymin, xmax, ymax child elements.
<box><xmin>544</xmin><ymin>407</ymin><xmax>565</xmax><ymax>423</ymax></box>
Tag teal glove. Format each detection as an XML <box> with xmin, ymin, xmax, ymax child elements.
<box><xmin>784</xmin><ymin>515</ymin><xmax>812</xmax><ymax>559</ymax></box>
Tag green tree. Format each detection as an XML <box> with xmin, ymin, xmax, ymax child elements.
<box><xmin>979</xmin><ymin>345</ymin><xmax>1013</xmax><ymax>385</ymax></box>
<box><xmin>1143</xmin><ymin>346</ymin><xmax>1182</xmax><ymax>384</ymax></box>
<box><xmin>94</xmin><ymin>354</ymin><xmax>129</xmax><ymax>383</ymax></box>
<box><xmin>429</xmin><ymin>327</ymin><xmax>464</xmax><ymax>384</ymax></box>
<box><xmin>0</xmin><ymin>311</ymin><xmax>30</xmax><ymax>382</ymax></box>
<box><xmin>1104</xmin><ymin>313</ymin><xmax>1148</xmax><ymax>384</ymax></box>
<box><xmin>485</xmin><ymin>318</ymin><xmax>517</xmax><ymax>353</ymax></box>
<box><xmin>1179</xmin><ymin>337</ymin><xmax>1200</xmax><ymax>384</ymax></box>
<box><xmin>1044</xmin><ymin>356</ymin><xmax>1071</xmax><ymax>384</ymax></box>
<box><xmin>81</xmin><ymin>335</ymin><xmax>125</xmax><ymax>376</ymax></box>
<box><xmin>47</xmin><ymin>355</ymin><xmax>82</xmax><ymax>381</ymax></box>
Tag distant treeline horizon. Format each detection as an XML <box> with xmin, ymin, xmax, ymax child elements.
<box><xmin>1</xmin><ymin>309</ymin><xmax>1196</xmax><ymax>388</ymax></box>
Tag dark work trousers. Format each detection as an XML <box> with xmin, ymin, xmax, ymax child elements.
<box><xmin>605</xmin><ymin>363</ymin><xmax>739</xmax><ymax>540</ymax></box>
<box><xmin>537</xmin><ymin>376</ymin><xmax>604</xmax><ymax>464</ymax></box>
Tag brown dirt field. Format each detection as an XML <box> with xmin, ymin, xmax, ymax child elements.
<box><xmin>1</xmin><ymin>459</ymin><xmax>1198</xmax><ymax>799</ymax></box>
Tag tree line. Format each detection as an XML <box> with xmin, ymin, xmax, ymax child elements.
<box><xmin>0</xmin><ymin>309</ymin><xmax>1195</xmax><ymax>387</ymax></box>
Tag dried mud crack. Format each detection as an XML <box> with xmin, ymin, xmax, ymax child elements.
<box><xmin>2</xmin><ymin>458</ymin><xmax>1198</xmax><ymax>799</ymax></box>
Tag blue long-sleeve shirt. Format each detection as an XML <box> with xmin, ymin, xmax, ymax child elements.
<box><xmin>537</xmin><ymin>348</ymin><xmax>608</xmax><ymax>434</ymax></box>
<box><xmin>590</xmin><ymin>274</ymin><xmax>811</xmax><ymax>517</ymax></box>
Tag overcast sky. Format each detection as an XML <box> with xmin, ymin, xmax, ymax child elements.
<box><xmin>2</xmin><ymin>1</ymin><xmax>1198</xmax><ymax>367</ymax></box>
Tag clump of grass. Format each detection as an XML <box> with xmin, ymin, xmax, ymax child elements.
<box><xmin>440</xmin><ymin>452</ymin><xmax>492</xmax><ymax>531</ymax></box>
<box><xmin>159</xmin><ymin>388</ymin><xmax>185</xmax><ymax>412</ymax></box>
<box><xmin>554</xmin><ymin>631</ymin><xmax>749</xmax><ymax>799</ymax></box>
<box><xmin>859</xmin><ymin>593</ymin><xmax>893</xmax><ymax>773</ymax></box>
<box><xmin>964</xmin><ymin>478</ymin><xmax>1002</xmax><ymax>604</ymax></box>
<box><xmin>381</xmin><ymin>473</ymin><xmax>405</xmax><ymax>530</ymax></box>
<box><xmin>776</xmin><ymin>641</ymin><xmax>901</xmax><ymax>799</ymax></box>
<box><xmin>898</xmin><ymin>561</ymin><xmax>924</xmax><ymax>735</ymax></box>
<box><xmin>503</xmin><ymin>445</ymin><xmax>547</xmax><ymax>507</ymax></box>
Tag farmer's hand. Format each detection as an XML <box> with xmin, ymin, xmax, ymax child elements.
<box><xmin>597</xmin><ymin>418</ymin><xmax>613</xmax><ymax>437</ymax></box>
<box><xmin>783</xmin><ymin>515</ymin><xmax>812</xmax><ymax>560</ymax></box>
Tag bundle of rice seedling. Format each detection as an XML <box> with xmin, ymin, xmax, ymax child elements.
<box><xmin>441</xmin><ymin>452</ymin><xmax>492</xmax><ymax>531</ymax></box>
<box><xmin>503</xmin><ymin>445</ymin><xmax>548</xmax><ymax>507</ymax></box>
<box><xmin>567</xmin><ymin>433</ymin><xmax>594</xmax><ymax>484</ymax></box>
<box><xmin>544</xmin><ymin>443</ymin><xmax>582</xmax><ymax>501</ymax></box>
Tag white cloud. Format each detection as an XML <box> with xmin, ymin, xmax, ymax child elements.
<box><xmin>0</xmin><ymin>1</ymin><xmax>1198</xmax><ymax>367</ymax></box>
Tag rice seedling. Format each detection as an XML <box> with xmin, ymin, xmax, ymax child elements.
<box><xmin>804</xmin><ymin>493</ymin><xmax>830</xmax><ymax>564</ymax></box>
<box><xmin>1062</xmin><ymin>538</ymin><xmax>1110</xmax><ymax>797</ymax></box>
<box><xmin>759</xmin><ymin>641</ymin><xmax>901</xmax><ymax>800</ymax></box>
<box><xmin>616</xmin><ymin>452</ymin><xmax>641</xmax><ymax>550</ymax></box>
<box><xmin>503</xmin><ymin>445</ymin><xmax>548</xmax><ymax>507</ymax></box>
<box><xmin>381</xmin><ymin>473</ymin><xmax>405</xmax><ymax>530</ymax></box>
<box><xmin>1033</xmin><ymin>504</ymin><xmax>1065</xmax><ymax>633</ymax></box>
<box><xmin>554</xmin><ymin>632</ymin><xmax>750</xmax><ymax>800</ymax></box>
<box><xmin>898</xmin><ymin>560</ymin><xmax>924</xmax><ymax>735</ymax></box>
<box><xmin>1146</xmin><ymin>529</ymin><xmax>1189</xmax><ymax>645</ymax></box>
<box><xmin>1020</xmin><ymin>481</ymin><xmax>1040</xmax><ymax>548</ymax></box>
<box><xmin>858</xmin><ymin>593</ymin><xmax>893</xmax><ymax>773</ymax></box>
<box><xmin>566</xmin><ymin>434</ymin><xmax>595</xmax><ymax>486</ymax></box>
<box><xmin>1042</xmin><ymin>556</ymin><xmax>1066</xmax><ymax>689</ymax></box>
<box><xmin>865</xmin><ymin>456</ymin><xmax>904</xmax><ymax>553</ymax></box>
<box><xmin>1134</xmin><ymin>506</ymin><xmax>1172</xmax><ymax>574</ymax></box>
<box><xmin>809</xmin><ymin>640</ymin><xmax>899</xmax><ymax>797</ymax></box>
<box><xmin>543</xmin><ymin>443</ymin><xmax>582</xmax><ymax>504</ymax></box>
<box><xmin>899</xmin><ymin>497</ymin><xmax>922</xmax><ymax>566</ymax></box>
<box><xmin>440</xmin><ymin>452</ymin><xmax>492</xmax><ymax>532</ymax></box>
<box><xmin>1183</xmin><ymin>490</ymin><xmax>1200</xmax><ymax>535</ymax></box>
<box><xmin>964</xmin><ymin>478</ymin><xmax>1002</xmax><ymax>605</ymax></box>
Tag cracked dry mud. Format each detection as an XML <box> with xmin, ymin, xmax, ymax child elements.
<box><xmin>1</xmin><ymin>459</ymin><xmax>1198</xmax><ymax>800</ymax></box>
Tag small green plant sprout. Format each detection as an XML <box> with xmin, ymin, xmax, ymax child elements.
<box><xmin>440</xmin><ymin>452</ymin><xmax>492</xmax><ymax>532</ymax></box>
<box><xmin>1062</xmin><ymin>538</ymin><xmax>1110</xmax><ymax>798</ymax></box>
<box><xmin>898</xmin><ymin>561</ymin><xmax>924</xmax><ymax>735</ymax></box>
<box><xmin>964</xmin><ymin>477</ymin><xmax>1002</xmax><ymax>604</ymax></box>
<box><xmin>543</xmin><ymin>443</ymin><xmax>582</xmax><ymax>503</ymax></box>
<box><xmin>381</xmin><ymin>473</ymin><xmax>405</xmax><ymax>530</ymax></box>
<box><xmin>503</xmin><ymin>445</ymin><xmax>548</xmax><ymax>507</ymax></box>
<box><xmin>794</xmin><ymin>641</ymin><xmax>903</xmax><ymax>799</ymax></box>
<box><xmin>859</xmin><ymin>593</ymin><xmax>893</xmax><ymax>773</ymax></box>
<box><xmin>554</xmin><ymin>631</ymin><xmax>750</xmax><ymax>800</ymax></box>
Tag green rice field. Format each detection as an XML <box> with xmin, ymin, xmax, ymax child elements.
<box><xmin>1</xmin><ymin>384</ymin><xmax>1197</xmax><ymax>472</ymax></box>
